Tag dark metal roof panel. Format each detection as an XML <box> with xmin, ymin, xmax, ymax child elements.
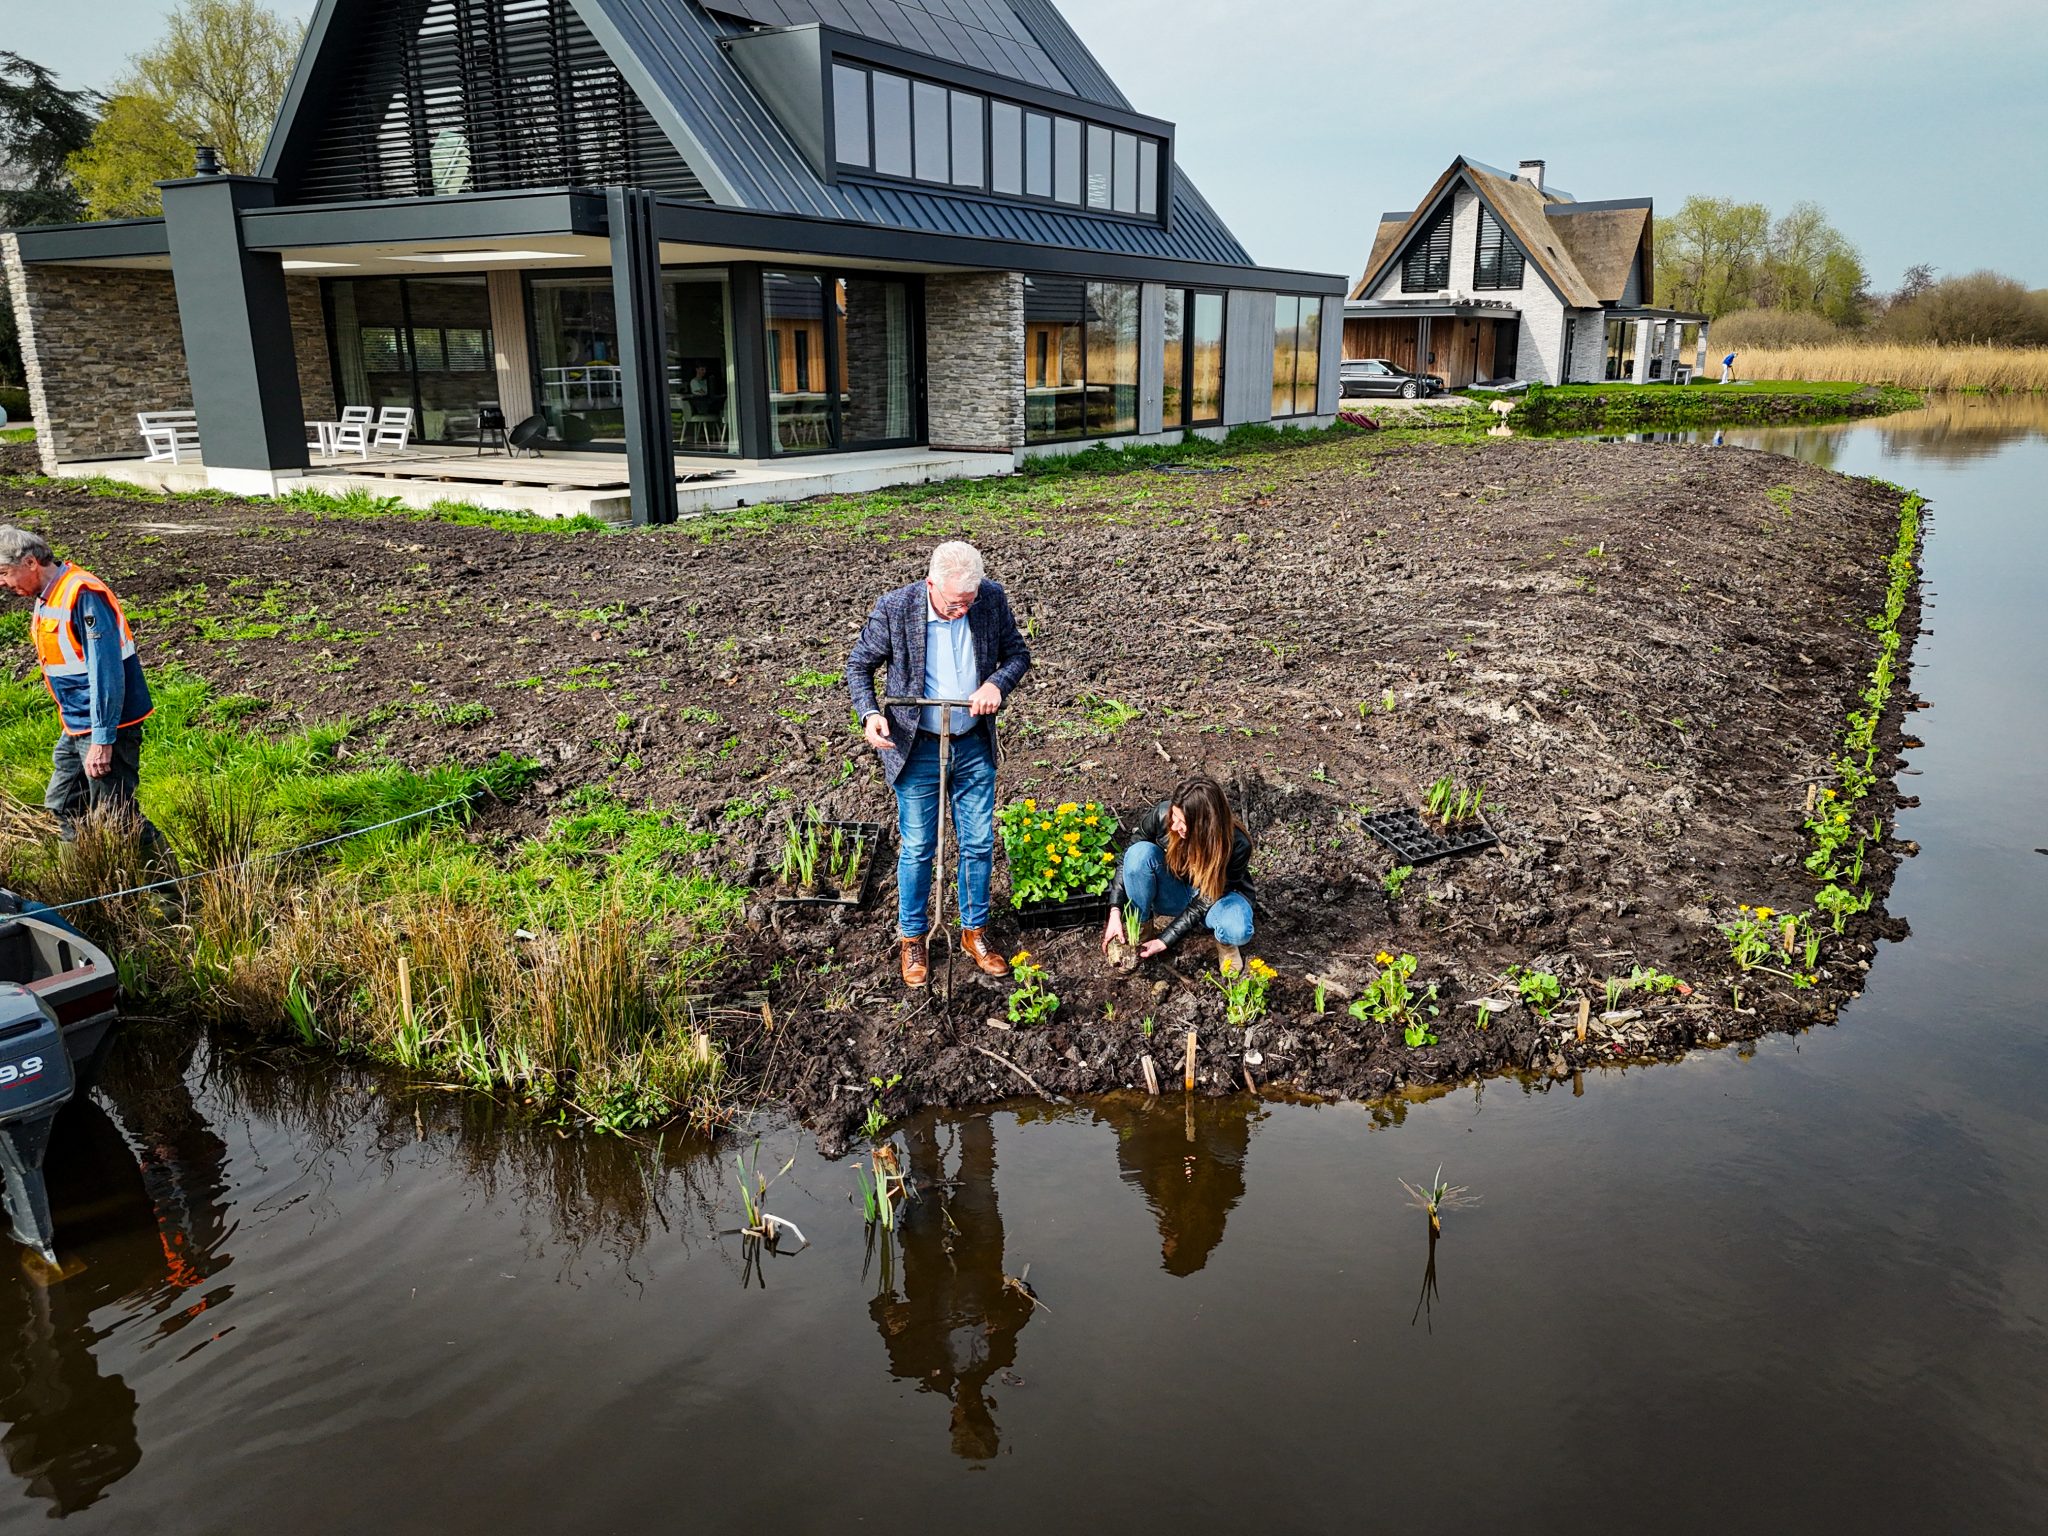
<box><xmin>702</xmin><ymin>0</ymin><xmax>1071</xmax><ymax>91</ymax></box>
<box><xmin>1005</xmin><ymin>0</ymin><xmax>1128</xmax><ymax>107</ymax></box>
<box><xmin>576</xmin><ymin>0</ymin><xmax>1256</xmax><ymax>266</ymax></box>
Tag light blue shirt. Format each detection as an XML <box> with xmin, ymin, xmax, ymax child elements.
<box><xmin>921</xmin><ymin>591</ymin><xmax>980</xmax><ymax>736</ymax></box>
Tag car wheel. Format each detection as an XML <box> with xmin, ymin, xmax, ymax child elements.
<box><xmin>1401</xmin><ymin>381</ymin><xmax>1419</xmax><ymax>399</ymax></box>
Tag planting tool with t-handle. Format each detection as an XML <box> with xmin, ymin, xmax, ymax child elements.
<box><xmin>883</xmin><ymin>693</ymin><xmax>994</xmax><ymax>1009</ymax></box>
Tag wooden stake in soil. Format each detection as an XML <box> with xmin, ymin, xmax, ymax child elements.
<box><xmin>398</xmin><ymin>955</ymin><xmax>415</xmax><ymax>1032</ymax></box>
<box><xmin>1183</xmin><ymin>1029</ymin><xmax>1198</xmax><ymax>1092</ymax></box>
<box><xmin>1140</xmin><ymin>1054</ymin><xmax>1160</xmax><ymax>1095</ymax></box>
<box><xmin>1575</xmin><ymin>994</ymin><xmax>1590</xmax><ymax>1043</ymax></box>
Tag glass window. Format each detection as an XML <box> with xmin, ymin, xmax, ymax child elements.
<box><xmin>832</xmin><ymin>64</ymin><xmax>868</xmax><ymax>168</ymax></box>
<box><xmin>1112</xmin><ymin>131</ymin><xmax>1137</xmax><ymax>214</ymax></box>
<box><xmin>991</xmin><ymin>101</ymin><xmax>1022</xmax><ymax>194</ymax></box>
<box><xmin>1295</xmin><ymin>297</ymin><xmax>1321</xmax><ymax>415</ymax></box>
<box><xmin>667</xmin><ymin>269</ymin><xmax>736</xmax><ymax>457</ymax></box>
<box><xmin>912</xmin><ymin>80</ymin><xmax>949</xmax><ymax>182</ymax></box>
<box><xmin>1190</xmin><ymin>291</ymin><xmax>1223</xmax><ymax>425</ymax></box>
<box><xmin>838</xmin><ymin>276</ymin><xmax>916</xmax><ymax>447</ymax></box>
<box><xmin>1024</xmin><ymin>275</ymin><xmax>1087</xmax><ymax>440</ymax></box>
<box><xmin>1053</xmin><ymin>117</ymin><xmax>1081</xmax><ymax>204</ymax></box>
<box><xmin>1086</xmin><ymin>123</ymin><xmax>1111</xmax><ymax>210</ymax></box>
<box><xmin>1023</xmin><ymin>112</ymin><xmax>1051</xmax><ymax>197</ymax></box>
<box><xmin>949</xmin><ymin>91</ymin><xmax>983</xmax><ymax>188</ymax></box>
<box><xmin>327</xmin><ymin>274</ymin><xmax>497</xmax><ymax>445</ymax></box>
<box><xmin>1137</xmin><ymin>138</ymin><xmax>1159</xmax><ymax>217</ymax></box>
<box><xmin>1161</xmin><ymin>289</ymin><xmax>1185</xmax><ymax>430</ymax></box>
<box><xmin>1085</xmin><ymin>280</ymin><xmax>1138</xmax><ymax>435</ymax></box>
<box><xmin>871</xmin><ymin>72</ymin><xmax>911</xmax><ymax>178</ymax></box>
<box><xmin>1272</xmin><ymin>294</ymin><xmax>1300</xmax><ymax>418</ymax></box>
<box><xmin>529</xmin><ymin>275</ymin><xmax>625</xmax><ymax>445</ymax></box>
<box><xmin>763</xmin><ymin>272</ymin><xmax>829</xmax><ymax>455</ymax></box>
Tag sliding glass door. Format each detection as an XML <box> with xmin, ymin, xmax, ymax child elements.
<box><xmin>762</xmin><ymin>270</ymin><xmax>919</xmax><ymax>456</ymax></box>
<box><xmin>324</xmin><ymin>274</ymin><xmax>496</xmax><ymax>444</ymax></box>
<box><xmin>1162</xmin><ymin>288</ymin><xmax>1225</xmax><ymax>431</ymax></box>
<box><xmin>527</xmin><ymin>268</ymin><xmax>738</xmax><ymax>454</ymax></box>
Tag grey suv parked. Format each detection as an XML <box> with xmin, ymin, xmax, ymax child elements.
<box><xmin>1340</xmin><ymin>358</ymin><xmax>1445</xmax><ymax>399</ymax></box>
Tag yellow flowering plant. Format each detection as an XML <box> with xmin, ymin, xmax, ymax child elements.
<box><xmin>1209</xmin><ymin>956</ymin><xmax>1278</xmax><ymax>1028</ymax></box>
<box><xmin>998</xmin><ymin>798</ymin><xmax>1119</xmax><ymax>908</ymax></box>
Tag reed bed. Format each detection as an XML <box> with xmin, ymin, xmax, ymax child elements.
<box><xmin>0</xmin><ymin>668</ymin><xmax>740</xmax><ymax>1134</ymax></box>
<box><xmin>1731</xmin><ymin>344</ymin><xmax>2048</xmax><ymax>393</ymax></box>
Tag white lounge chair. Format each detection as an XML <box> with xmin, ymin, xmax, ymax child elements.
<box><xmin>372</xmin><ymin>407</ymin><xmax>414</xmax><ymax>452</ymax></box>
<box><xmin>138</xmin><ymin>409</ymin><xmax>200</xmax><ymax>463</ymax></box>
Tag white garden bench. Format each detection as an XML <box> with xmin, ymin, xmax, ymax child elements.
<box><xmin>138</xmin><ymin>410</ymin><xmax>200</xmax><ymax>463</ymax></box>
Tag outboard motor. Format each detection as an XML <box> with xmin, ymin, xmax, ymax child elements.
<box><xmin>0</xmin><ymin>981</ymin><xmax>75</xmax><ymax>1263</ymax></box>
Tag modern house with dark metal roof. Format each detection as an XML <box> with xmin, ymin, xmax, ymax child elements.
<box><xmin>1</xmin><ymin>0</ymin><xmax>1345</xmax><ymax>523</ymax></box>
<box><xmin>1345</xmin><ymin>156</ymin><xmax>1707</xmax><ymax>389</ymax></box>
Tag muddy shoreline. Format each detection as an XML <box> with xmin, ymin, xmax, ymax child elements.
<box><xmin>1</xmin><ymin>434</ymin><xmax>1920</xmax><ymax>1148</ymax></box>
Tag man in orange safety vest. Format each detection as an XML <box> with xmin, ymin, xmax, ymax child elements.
<box><xmin>0</xmin><ymin>525</ymin><xmax>160</xmax><ymax>847</ymax></box>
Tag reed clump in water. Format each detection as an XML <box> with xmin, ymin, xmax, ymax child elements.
<box><xmin>1727</xmin><ymin>344</ymin><xmax>2048</xmax><ymax>393</ymax></box>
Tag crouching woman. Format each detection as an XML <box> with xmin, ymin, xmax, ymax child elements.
<box><xmin>1099</xmin><ymin>776</ymin><xmax>1255</xmax><ymax>970</ymax></box>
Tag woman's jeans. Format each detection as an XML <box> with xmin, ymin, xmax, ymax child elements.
<box><xmin>1119</xmin><ymin>841</ymin><xmax>1253</xmax><ymax>945</ymax></box>
<box><xmin>895</xmin><ymin>729</ymin><xmax>994</xmax><ymax>937</ymax></box>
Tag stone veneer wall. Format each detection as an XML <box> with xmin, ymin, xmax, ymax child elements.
<box><xmin>286</xmin><ymin>277</ymin><xmax>336</xmax><ymax>423</ymax></box>
<box><xmin>2</xmin><ymin>237</ymin><xmax>191</xmax><ymax>472</ymax></box>
<box><xmin>924</xmin><ymin>271</ymin><xmax>1023</xmax><ymax>454</ymax></box>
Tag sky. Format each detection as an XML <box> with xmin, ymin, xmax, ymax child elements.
<box><xmin>13</xmin><ymin>0</ymin><xmax>2046</xmax><ymax>292</ymax></box>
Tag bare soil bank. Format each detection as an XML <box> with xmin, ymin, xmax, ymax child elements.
<box><xmin>4</xmin><ymin>436</ymin><xmax>1918</xmax><ymax>1147</ymax></box>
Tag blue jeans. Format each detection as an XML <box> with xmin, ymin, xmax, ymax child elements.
<box><xmin>1120</xmin><ymin>841</ymin><xmax>1254</xmax><ymax>945</ymax></box>
<box><xmin>895</xmin><ymin>729</ymin><xmax>994</xmax><ymax>937</ymax></box>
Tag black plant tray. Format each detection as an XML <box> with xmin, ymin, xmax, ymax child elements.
<box><xmin>752</xmin><ymin>818</ymin><xmax>886</xmax><ymax>908</ymax></box>
<box><xmin>1360</xmin><ymin>807</ymin><xmax>1498</xmax><ymax>866</ymax></box>
<box><xmin>1013</xmin><ymin>891</ymin><xmax>1114</xmax><ymax>931</ymax></box>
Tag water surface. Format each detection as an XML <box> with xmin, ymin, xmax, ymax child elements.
<box><xmin>4</xmin><ymin>396</ymin><xmax>2047</xmax><ymax>1532</ymax></box>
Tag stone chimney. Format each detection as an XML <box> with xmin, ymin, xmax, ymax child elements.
<box><xmin>1516</xmin><ymin>159</ymin><xmax>1545</xmax><ymax>191</ymax></box>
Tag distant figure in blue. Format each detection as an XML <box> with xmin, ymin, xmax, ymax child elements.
<box><xmin>1720</xmin><ymin>350</ymin><xmax>1737</xmax><ymax>384</ymax></box>
<box><xmin>1712</xmin><ymin>429</ymin><xmax>1726</xmax><ymax>447</ymax></box>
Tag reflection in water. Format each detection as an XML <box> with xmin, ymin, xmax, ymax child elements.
<box><xmin>1093</xmin><ymin>1095</ymin><xmax>1261</xmax><ymax>1277</ymax></box>
<box><xmin>0</xmin><ymin>1103</ymin><xmax>149</xmax><ymax>1516</ymax></box>
<box><xmin>1411</xmin><ymin>1224</ymin><xmax>1440</xmax><ymax>1333</ymax></box>
<box><xmin>0</xmin><ymin>1026</ymin><xmax>245</xmax><ymax>1517</ymax></box>
<box><xmin>869</xmin><ymin>1120</ymin><xmax>1035</xmax><ymax>1460</ymax></box>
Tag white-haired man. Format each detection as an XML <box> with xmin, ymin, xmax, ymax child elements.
<box><xmin>848</xmin><ymin>542</ymin><xmax>1031</xmax><ymax>988</ymax></box>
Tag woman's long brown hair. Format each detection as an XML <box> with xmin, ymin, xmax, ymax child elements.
<box><xmin>1165</xmin><ymin>775</ymin><xmax>1237</xmax><ymax>904</ymax></box>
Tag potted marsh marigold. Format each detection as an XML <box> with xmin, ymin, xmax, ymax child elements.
<box><xmin>998</xmin><ymin>797</ymin><xmax>1120</xmax><ymax>928</ymax></box>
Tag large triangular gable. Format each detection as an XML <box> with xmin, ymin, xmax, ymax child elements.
<box><xmin>1351</xmin><ymin>157</ymin><xmax>1602</xmax><ymax>309</ymax></box>
<box><xmin>260</xmin><ymin>0</ymin><xmax>731</xmax><ymax>206</ymax></box>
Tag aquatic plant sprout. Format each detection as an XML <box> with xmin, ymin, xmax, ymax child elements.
<box><xmin>1400</xmin><ymin>1165</ymin><xmax>1480</xmax><ymax>1234</ymax></box>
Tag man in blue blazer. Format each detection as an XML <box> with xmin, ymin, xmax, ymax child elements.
<box><xmin>848</xmin><ymin>541</ymin><xmax>1032</xmax><ymax>988</ymax></box>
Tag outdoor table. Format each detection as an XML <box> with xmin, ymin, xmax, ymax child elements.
<box><xmin>307</xmin><ymin>420</ymin><xmax>344</xmax><ymax>457</ymax></box>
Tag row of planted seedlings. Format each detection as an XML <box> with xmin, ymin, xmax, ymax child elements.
<box><xmin>1716</xmin><ymin>487</ymin><xmax>1924</xmax><ymax>998</ymax></box>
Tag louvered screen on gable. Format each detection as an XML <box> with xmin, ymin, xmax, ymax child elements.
<box><xmin>1401</xmin><ymin>205</ymin><xmax>1452</xmax><ymax>292</ymax></box>
<box><xmin>287</xmin><ymin>0</ymin><xmax>709</xmax><ymax>204</ymax></box>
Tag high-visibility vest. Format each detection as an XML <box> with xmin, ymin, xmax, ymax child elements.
<box><xmin>32</xmin><ymin>565</ymin><xmax>154</xmax><ymax>737</ymax></box>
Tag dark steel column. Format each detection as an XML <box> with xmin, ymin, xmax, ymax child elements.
<box><xmin>725</xmin><ymin>262</ymin><xmax>772</xmax><ymax>462</ymax></box>
<box><xmin>606</xmin><ymin>187</ymin><xmax>678</xmax><ymax>526</ymax></box>
<box><xmin>158</xmin><ymin>172</ymin><xmax>309</xmax><ymax>480</ymax></box>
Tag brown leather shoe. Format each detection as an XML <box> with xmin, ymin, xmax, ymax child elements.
<box><xmin>900</xmin><ymin>935</ymin><xmax>929</xmax><ymax>988</ymax></box>
<box><xmin>960</xmin><ymin>927</ymin><xmax>1010</xmax><ymax>977</ymax></box>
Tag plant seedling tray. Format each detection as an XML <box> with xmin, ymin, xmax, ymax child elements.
<box><xmin>1013</xmin><ymin>890</ymin><xmax>1114</xmax><ymax>932</ymax></box>
<box><xmin>753</xmin><ymin>818</ymin><xmax>886</xmax><ymax>908</ymax></box>
<box><xmin>1360</xmin><ymin>807</ymin><xmax>1497</xmax><ymax>866</ymax></box>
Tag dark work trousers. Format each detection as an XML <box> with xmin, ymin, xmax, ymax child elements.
<box><xmin>45</xmin><ymin>722</ymin><xmax>159</xmax><ymax>849</ymax></box>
